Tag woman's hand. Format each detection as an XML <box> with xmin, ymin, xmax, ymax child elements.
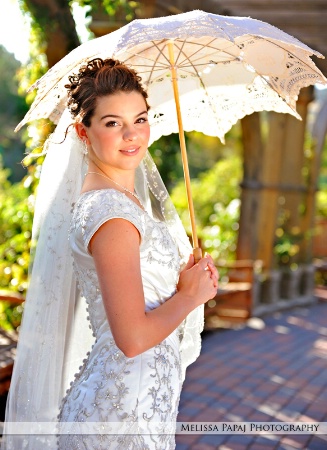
<box><xmin>177</xmin><ymin>253</ymin><xmax>218</xmax><ymax>307</ymax></box>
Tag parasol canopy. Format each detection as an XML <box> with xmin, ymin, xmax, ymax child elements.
<box><xmin>17</xmin><ymin>10</ymin><xmax>327</xmax><ymax>257</ymax></box>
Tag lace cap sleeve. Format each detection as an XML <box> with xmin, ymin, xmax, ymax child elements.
<box><xmin>76</xmin><ymin>189</ymin><xmax>145</xmax><ymax>254</ymax></box>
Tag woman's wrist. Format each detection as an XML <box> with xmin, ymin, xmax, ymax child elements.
<box><xmin>171</xmin><ymin>289</ymin><xmax>199</xmax><ymax>315</ymax></box>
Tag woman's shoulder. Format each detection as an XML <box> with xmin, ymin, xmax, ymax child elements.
<box><xmin>71</xmin><ymin>189</ymin><xmax>146</xmax><ymax>249</ymax></box>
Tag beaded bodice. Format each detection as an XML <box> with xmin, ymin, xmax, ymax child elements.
<box><xmin>70</xmin><ymin>188</ymin><xmax>181</xmax><ymax>337</ymax></box>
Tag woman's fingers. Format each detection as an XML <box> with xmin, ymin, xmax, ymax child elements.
<box><xmin>204</xmin><ymin>254</ymin><xmax>218</xmax><ymax>273</ymax></box>
<box><xmin>209</xmin><ymin>263</ymin><xmax>219</xmax><ymax>281</ymax></box>
<box><xmin>204</xmin><ymin>252</ymin><xmax>215</xmax><ymax>264</ymax></box>
<box><xmin>197</xmin><ymin>258</ymin><xmax>210</xmax><ymax>271</ymax></box>
<box><xmin>202</xmin><ymin>254</ymin><xmax>219</xmax><ymax>288</ymax></box>
<box><xmin>196</xmin><ymin>257</ymin><xmax>218</xmax><ymax>291</ymax></box>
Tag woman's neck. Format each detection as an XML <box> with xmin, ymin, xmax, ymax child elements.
<box><xmin>88</xmin><ymin>160</ymin><xmax>135</xmax><ymax>192</ymax></box>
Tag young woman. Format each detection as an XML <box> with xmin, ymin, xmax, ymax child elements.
<box><xmin>2</xmin><ymin>58</ymin><xmax>218</xmax><ymax>450</ymax></box>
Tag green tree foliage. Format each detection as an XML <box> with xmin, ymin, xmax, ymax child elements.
<box><xmin>317</xmin><ymin>190</ymin><xmax>327</xmax><ymax>217</ymax></box>
<box><xmin>77</xmin><ymin>0</ymin><xmax>138</xmax><ymax>22</ymax></box>
<box><xmin>317</xmin><ymin>135</ymin><xmax>327</xmax><ymax>218</ymax></box>
<box><xmin>273</xmin><ymin>115</ymin><xmax>327</xmax><ymax>267</ymax></box>
<box><xmin>0</xmin><ymin>176</ymin><xmax>33</xmax><ymax>296</ymax></box>
<box><xmin>171</xmin><ymin>155</ymin><xmax>242</xmax><ymax>261</ymax></box>
<box><xmin>20</xmin><ymin>0</ymin><xmax>80</xmax><ymax>68</ymax></box>
<box><xmin>168</xmin><ymin>129</ymin><xmax>243</xmax><ymax>261</ymax></box>
<box><xmin>0</xmin><ymin>46</ymin><xmax>29</xmax><ymax>182</ymax></box>
<box><xmin>152</xmin><ymin>127</ymin><xmax>243</xmax><ymax>262</ymax></box>
<box><xmin>149</xmin><ymin>130</ymin><xmax>241</xmax><ymax>190</ymax></box>
<box><xmin>149</xmin><ymin>134</ymin><xmax>184</xmax><ymax>191</ymax></box>
<box><xmin>0</xmin><ymin>157</ymin><xmax>38</xmax><ymax>329</ymax></box>
<box><xmin>0</xmin><ymin>146</ymin><xmax>46</xmax><ymax>289</ymax></box>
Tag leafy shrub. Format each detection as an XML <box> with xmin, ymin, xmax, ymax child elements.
<box><xmin>316</xmin><ymin>190</ymin><xmax>327</xmax><ymax>218</ymax></box>
<box><xmin>171</xmin><ymin>156</ymin><xmax>242</xmax><ymax>261</ymax></box>
<box><xmin>0</xmin><ymin>161</ymin><xmax>37</xmax><ymax>329</ymax></box>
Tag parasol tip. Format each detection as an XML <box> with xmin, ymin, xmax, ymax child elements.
<box><xmin>14</xmin><ymin>121</ymin><xmax>24</xmax><ymax>133</ymax></box>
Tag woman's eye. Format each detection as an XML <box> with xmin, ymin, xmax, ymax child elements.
<box><xmin>105</xmin><ymin>121</ymin><xmax>119</xmax><ymax>127</ymax></box>
<box><xmin>136</xmin><ymin>117</ymin><xmax>148</xmax><ymax>123</ymax></box>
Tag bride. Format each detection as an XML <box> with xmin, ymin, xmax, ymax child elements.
<box><xmin>2</xmin><ymin>58</ymin><xmax>218</xmax><ymax>449</ymax></box>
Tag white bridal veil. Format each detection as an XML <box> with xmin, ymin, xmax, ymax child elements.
<box><xmin>1</xmin><ymin>110</ymin><xmax>204</xmax><ymax>449</ymax></box>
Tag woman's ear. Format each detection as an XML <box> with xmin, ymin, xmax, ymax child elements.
<box><xmin>74</xmin><ymin>122</ymin><xmax>89</xmax><ymax>143</ymax></box>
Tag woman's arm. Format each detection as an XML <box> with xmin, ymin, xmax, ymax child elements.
<box><xmin>90</xmin><ymin>218</ymin><xmax>217</xmax><ymax>357</ymax></box>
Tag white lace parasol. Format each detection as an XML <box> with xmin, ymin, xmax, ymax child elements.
<box><xmin>15</xmin><ymin>9</ymin><xmax>327</xmax><ymax>253</ymax></box>
<box><xmin>16</xmin><ymin>9</ymin><xmax>326</xmax><ymax>138</ymax></box>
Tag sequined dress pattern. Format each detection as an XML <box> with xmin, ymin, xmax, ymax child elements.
<box><xmin>58</xmin><ymin>189</ymin><xmax>186</xmax><ymax>449</ymax></box>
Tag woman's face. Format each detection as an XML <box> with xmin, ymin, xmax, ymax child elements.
<box><xmin>80</xmin><ymin>90</ymin><xmax>150</xmax><ymax>174</ymax></box>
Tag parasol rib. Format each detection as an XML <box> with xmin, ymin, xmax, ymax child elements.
<box><xmin>167</xmin><ymin>41</ymin><xmax>202</xmax><ymax>262</ymax></box>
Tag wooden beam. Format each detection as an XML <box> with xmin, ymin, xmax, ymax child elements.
<box><xmin>237</xmin><ymin>113</ymin><xmax>263</xmax><ymax>261</ymax></box>
<box><xmin>212</xmin><ymin>0</ymin><xmax>327</xmax><ymax>10</ymax></box>
<box><xmin>278</xmin><ymin>87</ymin><xmax>313</xmax><ymax>265</ymax></box>
<box><xmin>255</xmin><ymin>112</ymin><xmax>287</xmax><ymax>269</ymax></box>
<box><xmin>223</xmin><ymin>11</ymin><xmax>327</xmax><ymax>27</ymax></box>
<box><xmin>298</xmin><ymin>87</ymin><xmax>319</xmax><ymax>263</ymax></box>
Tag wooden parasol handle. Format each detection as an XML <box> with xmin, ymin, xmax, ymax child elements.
<box><xmin>167</xmin><ymin>41</ymin><xmax>202</xmax><ymax>263</ymax></box>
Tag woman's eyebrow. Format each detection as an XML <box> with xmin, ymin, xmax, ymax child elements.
<box><xmin>100</xmin><ymin>110</ymin><xmax>148</xmax><ymax>120</ymax></box>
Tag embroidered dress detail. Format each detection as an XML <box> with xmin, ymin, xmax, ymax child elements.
<box><xmin>58</xmin><ymin>189</ymin><xmax>183</xmax><ymax>449</ymax></box>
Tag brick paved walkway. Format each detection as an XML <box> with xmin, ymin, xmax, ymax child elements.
<box><xmin>1</xmin><ymin>299</ymin><xmax>326</xmax><ymax>448</ymax></box>
<box><xmin>176</xmin><ymin>299</ymin><xmax>327</xmax><ymax>450</ymax></box>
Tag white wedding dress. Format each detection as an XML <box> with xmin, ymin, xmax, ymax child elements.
<box><xmin>58</xmin><ymin>189</ymin><xmax>191</xmax><ymax>449</ymax></box>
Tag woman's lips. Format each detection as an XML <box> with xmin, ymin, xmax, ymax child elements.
<box><xmin>119</xmin><ymin>147</ymin><xmax>140</xmax><ymax>156</ymax></box>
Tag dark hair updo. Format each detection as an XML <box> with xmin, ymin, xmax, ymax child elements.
<box><xmin>65</xmin><ymin>58</ymin><xmax>149</xmax><ymax>126</ymax></box>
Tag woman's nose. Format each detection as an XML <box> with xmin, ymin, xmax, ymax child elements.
<box><xmin>123</xmin><ymin>125</ymin><xmax>137</xmax><ymax>141</ymax></box>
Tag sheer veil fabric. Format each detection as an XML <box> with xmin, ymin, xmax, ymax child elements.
<box><xmin>1</xmin><ymin>110</ymin><xmax>204</xmax><ymax>449</ymax></box>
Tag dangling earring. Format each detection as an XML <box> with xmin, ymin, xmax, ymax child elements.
<box><xmin>83</xmin><ymin>140</ymin><xmax>88</xmax><ymax>156</ymax></box>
